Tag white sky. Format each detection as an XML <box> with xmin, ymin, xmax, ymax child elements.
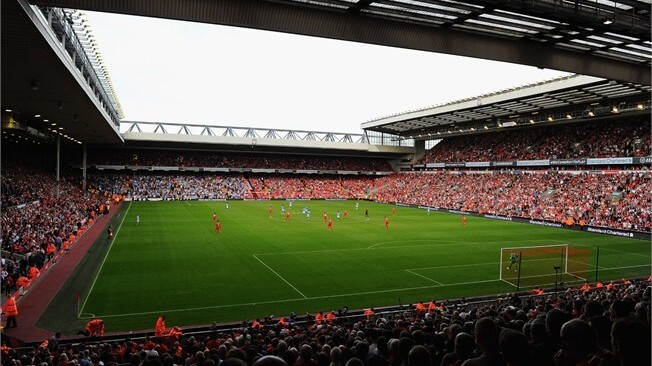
<box><xmin>85</xmin><ymin>11</ymin><xmax>572</xmax><ymax>134</ymax></box>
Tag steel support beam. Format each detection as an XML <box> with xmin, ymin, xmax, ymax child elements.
<box><xmin>30</xmin><ymin>0</ymin><xmax>650</xmax><ymax>84</ymax></box>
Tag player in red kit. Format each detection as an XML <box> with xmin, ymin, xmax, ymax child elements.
<box><xmin>462</xmin><ymin>215</ymin><xmax>467</xmax><ymax>227</ymax></box>
<box><xmin>343</xmin><ymin>210</ymin><xmax>348</xmax><ymax>219</ymax></box>
<box><xmin>215</xmin><ymin>220</ymin><xmax>222</xmax><ymax>234</ymax></box>
<box><xmin>268</xmin><ymin>205</ymin><xmax>273</xmax><ymax>218</ymax></box>
<box><xmin>212</xmin><ymin>212</ymin><xmax>217</xmax><ymax>221</ymax></box>
<box><xmin>286</xmin><ymin>211</ymin><xmax>290</xmax><ymax>221</ymax></box>
<box><xmin>384</xmin><ymin>216</ymin><xmax>389</xmax><ymax>229</ymax></box>
<box><xmin>327</xmin><ymin>218</ymin><xmax>333</xmax><ymax>230</ymax></box>
<box><xmin>323</xmin><ymin>212</ymin><xmax>328</xmax><ymax>222</ymax></box>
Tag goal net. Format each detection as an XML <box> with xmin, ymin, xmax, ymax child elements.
<box><xmin>500</xmin><ymin>244</ymin><xmax>592</xmax><ymax>289</ymax></box>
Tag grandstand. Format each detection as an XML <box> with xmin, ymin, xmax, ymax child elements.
<box><xmin>1</xmin><ymin>1</ymin><xmax>650</xmax><ymax>366</ymax></box>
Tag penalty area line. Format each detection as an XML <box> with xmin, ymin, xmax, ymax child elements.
<box><xmin>252</xmin><ymin>254</ymin><xmax>308</xmax><ymax>299</ymax></box>
<box><xmin>405</xmin><ymin>269</ymin><xmax>444</xmax><ymax>285</ymax></box>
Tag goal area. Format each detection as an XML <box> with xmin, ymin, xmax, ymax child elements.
<box><xmin>500</xmin><ymin>244</ymin><xmax>592</xmax><ymax>289</ymax></box>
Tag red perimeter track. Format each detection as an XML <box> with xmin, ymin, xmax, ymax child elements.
<box><xmin>3</xmin><ymin>202</ymin><xmax>123</xmax><ymax>344</ymax></box>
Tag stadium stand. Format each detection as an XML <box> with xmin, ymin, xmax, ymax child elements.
<box><xmin>371</xmin><ymin>171</ymin><xmax>651</xmax><ymax>233</ymax></box>
<box><xmin>87</xmin><ymin>170</ymin><xmax>650</xmax><ymax>233</ymax></box>
<box><xmin>1</xmin><ymin>160</ymin><xmax>113</xmax><ymax>297</ymax></box>
<box><xmin>0</xmin><ymin>278</ymin><xmax>649</xmax><ymax>366</ymax></box>
<box><xmin>87</xmin><ymin>150</ymin><xmax>393</xmax><ymax>172</ymax></box>
<box><xmin>419</xmin><ymin>120</ymin><xmax>650</xmax><ymax>164</ymax></box>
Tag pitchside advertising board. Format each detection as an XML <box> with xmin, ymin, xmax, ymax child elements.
<box><xmin>414</xmin><ymin>156</ymin><xmax>651</xmax><ymax>169</ymax></box>
<box><xmin>410</xmin><ymin>205</ymin><xmax>650</xmax><ymax>241</ymax></box>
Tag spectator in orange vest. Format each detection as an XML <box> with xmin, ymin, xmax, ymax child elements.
<box><xmin>168</xmin><ymin>326</ymin><xmax>182</xmax><ymax>341</ymax></box>
<box><xmin>155</xmin><ymin>316</ymin><xmax>167</xmax><ymax>337</ymax></box>
<box><xmin>78</xmin><ymin>319</ymin><xmax>104</xmax><ymax>337</ymax></box>
<box><xmin>46</xmin><ymin>243</ymin><xmax>56</xmax><ymax>260</ymax></box>
<box><xmin>581</xmin><ymin>282</ymin><xmax>592</xmax><ymax>292</ymax></box>
<box><xmin>606</xmin><ymin>282</ymin><xmax>615</xmax><ymax>291</ymax></box>
<box><xmin>326</xmin><ymin>311</ymin><xmax>337</xmax><ymax>324</ymax></box>
<box><xmin>622</xmin><ymin>278</ymin><xmax>631</xmax><ymax>285</ymax></box>
<box><xmin>252</xmin><ymin>319</ymin><xmax>263</xmax><ymax>330</ymax></box>
<box><xmin>314</xmin><ymin>312</ymin><xmax>324</xmax><ymax>324</ymax></box>
<box><xmin>428</xmin><ymin>300</ymin><xmax>437</xmax><ymax>313</ymax></box>
<box><xmin>16</xmin><ymin>276</ymin><xmax>30</xmax><ymax>288</ymax></box>
<box><xmin>278</xmin><ymin>317</ymin><xmax>288</xmax><ymax>328</ymax></box>
<box><xmin>364</xmin><ymin>308</ymin><xmax>375</xmax><ymax>321</ymax></box>
<box><xmin>3</xmin><ymin>295</ymin><xmax>18</xmax><ymax>328</ymax></box>
<box><xmin>595</xmin><ymin>281</ymin><xmax>604</xmax><ymax>289</ymax></box>
<box><xmin>28</xmin><ymin>266</ymin><xmax>39</xmax><ymax>279</ymax></box>
<box><xmin>415</xmin><ymin>301</ymin><xmax>426</xmax><ymax>316</ymax></box>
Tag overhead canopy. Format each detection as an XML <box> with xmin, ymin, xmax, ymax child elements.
<box><xmin>361</xmin><ymin>74</ymin><xmax>651</xmax><ymax>137</ymax></box>
<box><xmin>1</xmin><ymin>0</ymin><xmax>123</xmax><ymax>144</ymax></box>
<box><xmin>28</xmin><ymin>0</ymin><xmax>651</xmax><ymax>84</ymax></box>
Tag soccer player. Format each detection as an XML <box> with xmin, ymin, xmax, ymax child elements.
<box><xmin>507</xmin><ymin>251</ymin><xmax>518</xmax><ymax>271</ymax></box>
<box><xmin>327</xmin><ymin>218</ymin><xmax>333</xmax><ymax>231</ymax></box>
<box><xmin>336</xmin><ymin>211</ymin><xmax>341</xmax><ymax>219</ymax></box>
<box><xmin>136</xmin><ymin>214</ymin><xmax>140</xmax><ymax>225</ymax></box>
<box><xmin>462</xmin><ymin>215</ymin><xmax>467</xmax><ymax>227</ymax></box>
<box><xmin>427</xmin><ymin>207</ymin><xmax>431</xmax><ymax>215</ymax></box>
<box><xmin>323</xmin><ymin>212</ymin><xmax>328</xmax><ymax>222</ymax></box>
<box><xmin>281</xmin><ymin>204</ymin><xmax>285</xmax><ymax>213</ymax></box>
<box><xmin>365</xmin><ymin>209</ymin><xmax>369</xmax><ymax>219</ymax></box>
<box><xmin>212</xmin><ymin>212</ymin><xmax>217</xmax><ymax>221</ymax></box>
<box><xmin>343</xmin><ymin>210</ymin><xmax>348</xmax><ymax>219</ymax></box>
<box><xmin>384</xmin><ymin>216</ymin><xmax>389</xmax><ymax>229</ymax></box>
<box><xmin>286</xmin><ymin>211</ymin><xmax>290</xmax><ymax>221</ymax></box>
<box><xmin>225</xmin><ymin>201</ymin><xmax>229</xmax><ymax>209</ymax></box>
<box><xmin>107</xmin><ymin>226</ymin><xmax>113</xmax><ymax>240</ymax></box>
<box><xmin>289</xmin><ymin>201</ymin><xmax>293</xmax><ymax>208</ymax></box>
<box><xmin>306</xmin><ymin>210</ymin><xmax>311</xmax><ymax>219</ymax></box>
<box><xmin>215</xmin><ymin>220</ymin><xmax>222</xmax><ymax>234</ymax></box>
<box><xmin>355</xmin><ymin>202</ymin><xmax>359</xmax><ymax>210</ymax></box>
<box><xmin>268</xmin><ymin>205</ymin><xmax>273</xmax><ymax>218</ymax></box>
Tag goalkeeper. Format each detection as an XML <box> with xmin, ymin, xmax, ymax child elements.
<box><xmin>507</xmin><ymin>251</ymin><xmax>519</xmax><ymax>271</ymax></box>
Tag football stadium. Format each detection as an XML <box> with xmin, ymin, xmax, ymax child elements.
<box><xmin>1</xmin><ymin>0</ymin><xmax>651</xmax><ymax>365</ymax></box>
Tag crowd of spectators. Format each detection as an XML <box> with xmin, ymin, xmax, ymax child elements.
<box><xmin>248</xmin><ymin>176</ymin><xmax>374</xmax><ymax>200</ymax></box>
<box><xmin>420</xmin><ymin>120</ymin><xmax>651</xmax><ymax>163</ymax></box>
<box><xmin>88</xmin><ymin>174</ymin><xmax>252</xmax><ymax>201</ymax></box>
<box><xmin>371</xmin><ymin>171</ymin><xmax>651</xmax><ymax>232</ymax></box>
<box><xmin>2</xmin><ymin>278</ymin><xmax>649</xmax><ymax>366</ymax></box>
<box><xmin>87</xmin><ymin>170</ymin><xmax>650</xmax><ymax>232</ymax></box>
<box><xmin>87</xmin><ymin>150</ymin><xmax>392</xmax><ymax>172</ymax></box>
<box><xmin>1</xmin><ymin>162</ymin><xmax>109</xmax><ymax>296</ymax></box>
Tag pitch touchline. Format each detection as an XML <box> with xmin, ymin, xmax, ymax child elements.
<box><xmin>253</xmin><ymin>254</ymin><xmax>307</xmax><ymax>299</ymax></box>
<box><xmin>84</xmin><ymin>278</ymin><xmax>502</xmax><ymax>319</ymax></box>
<box><xmin>79</xmin><ymin>202</ymin><xmax>132</xmax><ymax>316</ymax></box>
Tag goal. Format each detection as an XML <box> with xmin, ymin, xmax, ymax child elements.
<box><xmin>500</xmin><ymin>244</ymin><xmax>592</xmax><ymax>289</ymax></box>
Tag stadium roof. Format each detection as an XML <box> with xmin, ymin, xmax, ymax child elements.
<box><xmin>28</xmin><ymin>0</ymin><xmax>651</xmax><ymax>84</ymax></box>
<box><xmin>3</xmin><ymin>0</ymin><xmax>650</xmax><ymax>147</ymax></box>
<box><xmin>361</xmin><ymin>74</ymin><xmax>651</xmax><ymax>137</ymax></box>
<box><xmin>1</xmin><ymin>0</ymin><xmax>123</xmax><ymax>144</ymax></box>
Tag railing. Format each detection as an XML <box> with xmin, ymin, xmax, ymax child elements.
<box><xmin>35</xmin><ymin>6</ymin><xmax>122</xmax><ymax>126</ymax></box>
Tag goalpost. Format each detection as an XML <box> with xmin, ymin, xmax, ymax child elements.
<box><xmin>499</xmin><ymin>244</ymin><xmax>592</xmax><ymax>289</ymax></box>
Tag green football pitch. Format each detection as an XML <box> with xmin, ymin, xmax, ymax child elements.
<box><xmin>74</xmin><ymin>200</ymin><xmax>650</xmax><ymax>332</ymax></box>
